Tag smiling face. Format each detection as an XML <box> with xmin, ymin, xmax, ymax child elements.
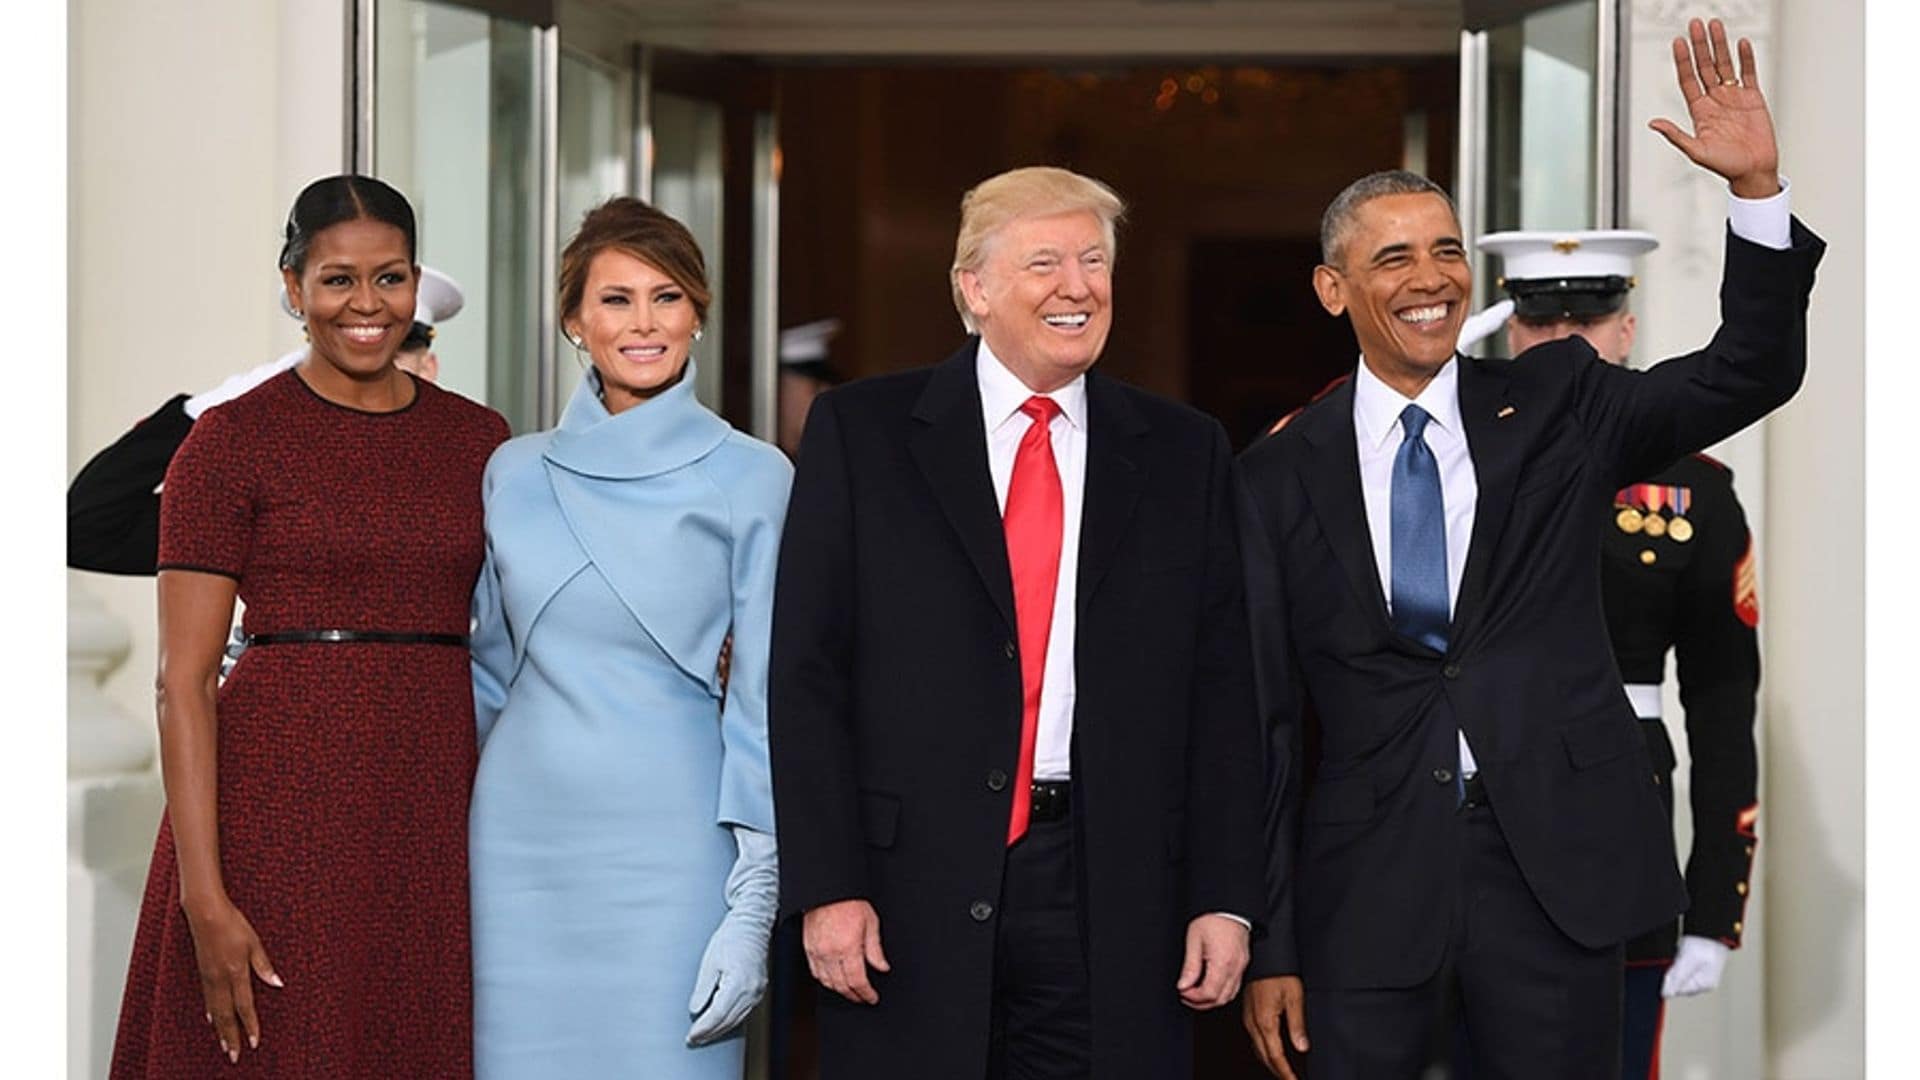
<box><xmin>1314</xmin><ymin>192</ymin><xmax>1470</xmax><ymax>395</ymax></box>
<box><xmin>565</xmin><ymin>247</ymin><xmax>698</xmax><ymax>414</ymax></box>
<box><xmin>281</xmin><ymin>217</ymin><xmax>418</xmax><ymax>378</ymax></box>
<box><xmin>957</xmin><ymin>209</ymin><xmax>1113</xmax><ymax>393</ymax></box>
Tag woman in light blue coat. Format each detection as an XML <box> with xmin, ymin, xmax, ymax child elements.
<box><xmin>469</xmin><ymin>197</ymin><xmax>789</xmax><ymax>1078</ymax></box>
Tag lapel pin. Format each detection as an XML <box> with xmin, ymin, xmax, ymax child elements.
<box><xmin>1496</xmin><ymin>405</ymin><xmax>1516</xmax><ymax>419</ymax></box>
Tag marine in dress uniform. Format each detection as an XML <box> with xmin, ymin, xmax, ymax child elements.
<box><xmin>1476</xmin><ymin>228</ymin><xmax>1761</xmax><ymax>1080</ymax></box>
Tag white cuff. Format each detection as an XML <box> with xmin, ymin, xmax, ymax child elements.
<box><xmin>1727</xmin><ymin>176</ymin><xmax>1792</xmax><ymax>251</ymax></box>
<box><xmin>1208</xmin><ymin>911</ymin><xmax>1252</xmax><ymax>931</ymax></box>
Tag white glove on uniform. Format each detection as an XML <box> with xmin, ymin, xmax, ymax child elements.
<box><xmin>184</xmin><ymin>348</ymin><xmax>307</xmax><ymax>419</ymax></box>
<box><xmin>686</xmin><ymin>826</ymin><xmax>778</xmax><ymax>1046</ymax></box>
<box><xmin>1454</xmin><ymin>298</ymin><xmax>1516</xmax><ymax>354</ymax></box>
<box><xmin>1661</xmin><ymin>934</ymin><xmax>1731</xmax><ymax>998</ymax></box>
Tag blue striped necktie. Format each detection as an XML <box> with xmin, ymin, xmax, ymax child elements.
<box><xmin>1390</xmin><ymin>404</ymin><xmax>1450</xmax><ymax>652</ymax></box>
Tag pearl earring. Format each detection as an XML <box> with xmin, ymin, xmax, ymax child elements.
<box><xmin>692</xmin><ymin>326</ymin><xmax>704</xmax><ymax>342</ymax></box>
<box><xmin>567</xmin><ymin>333</ymin><xmax>583</xmax><ymax>348</ymax></box>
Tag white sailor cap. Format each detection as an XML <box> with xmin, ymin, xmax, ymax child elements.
<box><xmin>1477</xmin><ymin>230</ymin><xmax>1659</xmax><ymax>319</ymax></box>
<box><xmin>279</xmin><ymin>264</ymin><xmax>466</xmax><ymax>326</ymax></box>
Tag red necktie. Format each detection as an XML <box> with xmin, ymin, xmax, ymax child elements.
<box><xmin>1003</xmin><ymin>395</ymin><xmax>1064</xmax><ymax>845</ymax></box>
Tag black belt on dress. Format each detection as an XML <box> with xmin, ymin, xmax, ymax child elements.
<box><xmin>1029</xmin><ymin>780</ymin><xmax>1072</xmax><ymax>823</ymax></box>
<box><xmin>244</xmin><ymin>629</ymin><xmax>470</xmax><ymax>647</ymax></box>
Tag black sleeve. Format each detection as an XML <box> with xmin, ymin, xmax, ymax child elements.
<box><xmin>768</xmin><ymin>391</ymin><xmax>867</xmax><ymax>920</ymax></box>
<box><xmin>1673</xmin><ymin>473</ymin><xmax>1762</xmax><ymax>945</ymax></box>
<box><xmin>67</xmin><ymin>394</ymin><xmax>193</xmax><ymax>575</ymax></box>
<box><xmin>1182</xmin><ymin>426</ymin><xmax>1267</xmax><ymax>928</ymax></box>
<box><xmin>1572</xmin><ymin>220</ymin><xmax>1825</xmax><ymax>489</ymax></box>
<box><xmin>1234</xmin><ymin>459</ymin><xmax>1305</xmax><ymax>978</ymax></box>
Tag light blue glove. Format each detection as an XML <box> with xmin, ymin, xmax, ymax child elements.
<box><xmin>686</xmin><ymin>826</ymin><xmax>778</xmax><ymax>1046</ymax></box>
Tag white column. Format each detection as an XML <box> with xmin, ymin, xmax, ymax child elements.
<box><xmin>67</xmin><ymin>584</ymin><xmax>165</xmax><ymax>1078</ymax></box>
<box><xmin>1760</xmin><ymin>0</ymin><xmax>1866</xmax><ymax>1074</ymax></box>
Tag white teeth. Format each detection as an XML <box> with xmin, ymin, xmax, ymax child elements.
<box><xmin>342</xmin><ymin>326</ymin><xmax>385</xmax><ymax>340</ymax></box>
<box><xmin>1398</xmin><ymin>305</ymin><xmax>1449</xmax><ymax>325</ymax></box>
<box><xmin>1043</xmin><ymin>313</ymin><xmax>1089</xmax><ymax>327</ymax></box>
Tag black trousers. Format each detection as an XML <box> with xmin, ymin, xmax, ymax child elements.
<box><xmin>984</xmin><ymin>813</ymin><xmax>1092</xmax><ymax>1080</ymax></box>
<box><xmin>1308</xmin><ymin>799</ymin><xmax>1624</xmax><ymax>1079</ymax></box>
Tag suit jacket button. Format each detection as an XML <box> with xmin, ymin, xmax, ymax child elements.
<box><xmin>1003</xmin><ymin>640</ymin><xmax>1017</xmax><ymax>660</ymax></box>
<box><xmin>986</xmin><ymin>769</ymin><xmax>1008</xmax><ymax>792</ymax></box>
<box><xmin>1432</xmin><ymin>768</ymin><xmax>1454</xmax><ymax>784</ymax></box>
<box><xmin>970</xmin><ymin>900</ymin><xmax>995</xmax><ymax>922</ymax></box>
<box><xmin>1442</xmin><ymin>663</ymin><xmax>1462</xmax><ymax>679</ymax></box>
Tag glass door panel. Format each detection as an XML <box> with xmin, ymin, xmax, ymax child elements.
<box><xmin>554</xmin><ymin>46</ymin><xmax>636</xmax><ymax>411</ymax></box>
<box><xmin>1457</xmin><ymin>0</ymin><xmax>1620</xmax><ymax>352</ymax></box>
<box><xmin>374</xmin><ymin>0</ymin><xmax>544</xmax><ymax>432</ymax></box>
<box><xmin>649</xmin><ymin>91</ymin><xmax>729</xmax><ymax>412</ymax></box>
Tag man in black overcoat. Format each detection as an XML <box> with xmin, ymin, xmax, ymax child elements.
<box><xmin>770</xmin><ymin>165</ymin><xmax>1265</xmax><ymax>1079</ymax></box>
<box><xmin>1235</xmin><ymin>19</ymin><xmax>1822</xmax><ymax>1078</ymax></box>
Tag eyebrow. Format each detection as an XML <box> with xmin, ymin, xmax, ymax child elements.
<box><xmin>316</xmin><ymin>259</ymin><xmax>409</xmax><ymax>273</ymax></box>
<box><xmin>1367</xmin><ymin>237</ymin><xmax>1464</xmax><ymax>264</ymax></box>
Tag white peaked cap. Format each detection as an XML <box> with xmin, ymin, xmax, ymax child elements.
<box><xmin>1476</xmin><ymin>229</ymin><xmax>1659</xmax><ymax>282</ymax></box>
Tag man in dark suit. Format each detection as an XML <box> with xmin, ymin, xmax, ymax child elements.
<box><xmin>1235</xmin><ymin>19</ymin><xmax>1821</xmax><ymax>1078</ymax></box>
<box><xmin>770</xmin><ymin>165</ymin><xmax>1265</xmax><ymax>1079</ymax></box>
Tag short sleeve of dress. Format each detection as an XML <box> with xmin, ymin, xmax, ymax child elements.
<box><xmin>156</xmin><ymin>404</ymin><xmax>256</xmax><ymax>579</ymax></box>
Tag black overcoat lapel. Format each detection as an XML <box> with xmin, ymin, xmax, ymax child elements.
<box><xmin>909</xmin><ymin>344</ymin><xmax>1018</xmax><ymax>634</ymax></box>
<box><xmin>1076</xmin><ymin>371</ymin><xmax>1147</xmax><ymax>613</ymax></box>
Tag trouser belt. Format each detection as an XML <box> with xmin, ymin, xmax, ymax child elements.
<box><xmin>1029</xmin><ymin>781</ymin><xmax>1071</xmax><ymax>823</ymax></box>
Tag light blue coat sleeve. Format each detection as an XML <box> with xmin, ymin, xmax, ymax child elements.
<box><xmin>714</xmin><ymin>442</ymin><xmax>792</xmax><ymax>834</ymax></box>
<box><xmin>471</xmin><ymin>452</ymin><xmax>514</xmax><ymax>749</ymax></box>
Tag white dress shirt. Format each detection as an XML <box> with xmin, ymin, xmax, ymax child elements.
<box><xmin>978</xmin><ymin>339</ymin><xmax>1086</xmax><ymax>782</ymax></box>
<box><xmin>1352</xmin><ymin>357</ymin><xmax>1483</xmax><ymax>774</ymax></box>
<box><xmin>1355</xmin><ymin>184</ymin><xmax>1795</xmax><ymax>776</ymax></box>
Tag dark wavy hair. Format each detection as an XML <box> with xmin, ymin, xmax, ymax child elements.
<box><xmin>278</xmin><ymin>175</ymin><xmax>418</xmax><ymax>274</ymax></box>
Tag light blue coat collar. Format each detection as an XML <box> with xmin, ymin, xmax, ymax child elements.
<box><xmin>543</xmin><ymin>361</ymin><xmax>729</xmax><ymax>479</ymax></box>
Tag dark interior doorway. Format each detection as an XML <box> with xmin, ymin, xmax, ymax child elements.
<box><xmin>774</xmin><ymin>57</ymin><xmax>1456</xmax><ymax>446</ymax></box>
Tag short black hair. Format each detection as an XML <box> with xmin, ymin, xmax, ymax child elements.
<box><xmin>278</xmin><ymin>175</ymin><xmax>417</xmax><ymax>274</ymax></box>
<box><xmin>1319</xmin><ymin>170</ymin><xmax>1455</xmax><ymax>267</ymax></box>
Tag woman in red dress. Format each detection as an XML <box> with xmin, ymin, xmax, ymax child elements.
<box><xmin>110</xmin><ymin>175</ymin><xmax>509</xmax><ymax>1077</ymax></box>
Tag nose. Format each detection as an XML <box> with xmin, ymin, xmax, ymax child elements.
<box><xmin>1056</xmin><ymin>260</ymin><xmax>1091</xmax><ymax>300</ymax></box>
<box><xmin>1408</xmin><ymin>253</ymin><xmax>1450</xmax><ymax>293</ymax></box>
<box><xmin>348</xmin><ymin>279</ymin><xmax>381</xmax><ymax>314</ymax></box>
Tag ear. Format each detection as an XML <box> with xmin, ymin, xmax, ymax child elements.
<box><xmin>1312</xmin><ymin>265</ymin><xmax>1346</xmax><ymax>317</ymax></box>
<box><xmin>1619</xmin><ymin>311</ymin><xmax>1638</xmax><ymax>355</ymax></box>
<box><xmin>281</xmin><ymin>267</ymin><xmax>304</xmax><ymax>317</ymax></box>
<box><xmin>957</xmin><ymin>269</ymin><xmax>992</xmax><ymax>320</ymax></box>
<box><xmin>418</xmin><ymin>350</ymin><xmax>440</xmax><ymax>382</ymax></box>
<box><xmin>1504</xmin><ymin>321</ymin><xmax>1522</xmax><ymax>357</ymax></box>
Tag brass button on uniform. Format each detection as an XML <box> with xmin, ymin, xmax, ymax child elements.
<box><xmin>1432</xmin><ymin>768</ymin><xmax>1454</xmax><ymax>784</ymax></box>
<box><xmin>970</xmin><ymin>900</ymin><xmax>995</xmax><ymax>923</ymax></box>
<box><xmin>1640</xmin><ymin>549</ymin><xmax>1658</xmax><ymax>565</ymax></box>
<box><xmin>1733</xmin><ymin>921</ymin><xmax>1744</xmax><ymax>934</ymax></box>
<box><xmin>1736</xmin><ymin>882</ymin><xmax>1749</xmax><ymax>895</ymax></box>
<box><xmin>986</xmin><ymin>769</ymin><xmax>1008</xmax><ymax>792</ymax></box>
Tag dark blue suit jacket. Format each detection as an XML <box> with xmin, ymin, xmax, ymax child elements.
<box><xmin>1235</xmin><ymin>221</ymin><xmax>1824</xmax><ymax>988</ymax></box>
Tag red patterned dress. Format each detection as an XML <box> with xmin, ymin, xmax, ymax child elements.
<box><xmin>111</xmin><ymin>370</ymin><xmax>509</xmax><ymax>1078</ymax></box>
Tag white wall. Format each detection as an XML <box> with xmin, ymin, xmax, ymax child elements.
<box><xmin>70</xmin><ymin>0</ymin><xmax>346</xmax><ymax>722</ymax></box>
<box><xmin>1760</xmin><ymin>0</ymin><xmax>1866</xmax><ymax>1074</ymax></box>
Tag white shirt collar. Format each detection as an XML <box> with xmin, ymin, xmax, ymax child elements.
<box><xmin>976</xmin><ymin>337</ymin><xmax>1087</xmax><ymax>433</ymax></box>
<box><xmin>1352</xmin><ymin>353</ymin><xmax>1462</xmax><ymax>451</ymax></box>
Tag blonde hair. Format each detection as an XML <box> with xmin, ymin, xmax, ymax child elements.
<box><xmin>949</xmin><ymin>166</ymin><xmax>1127</xmax><ymax>333</ymax></box>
